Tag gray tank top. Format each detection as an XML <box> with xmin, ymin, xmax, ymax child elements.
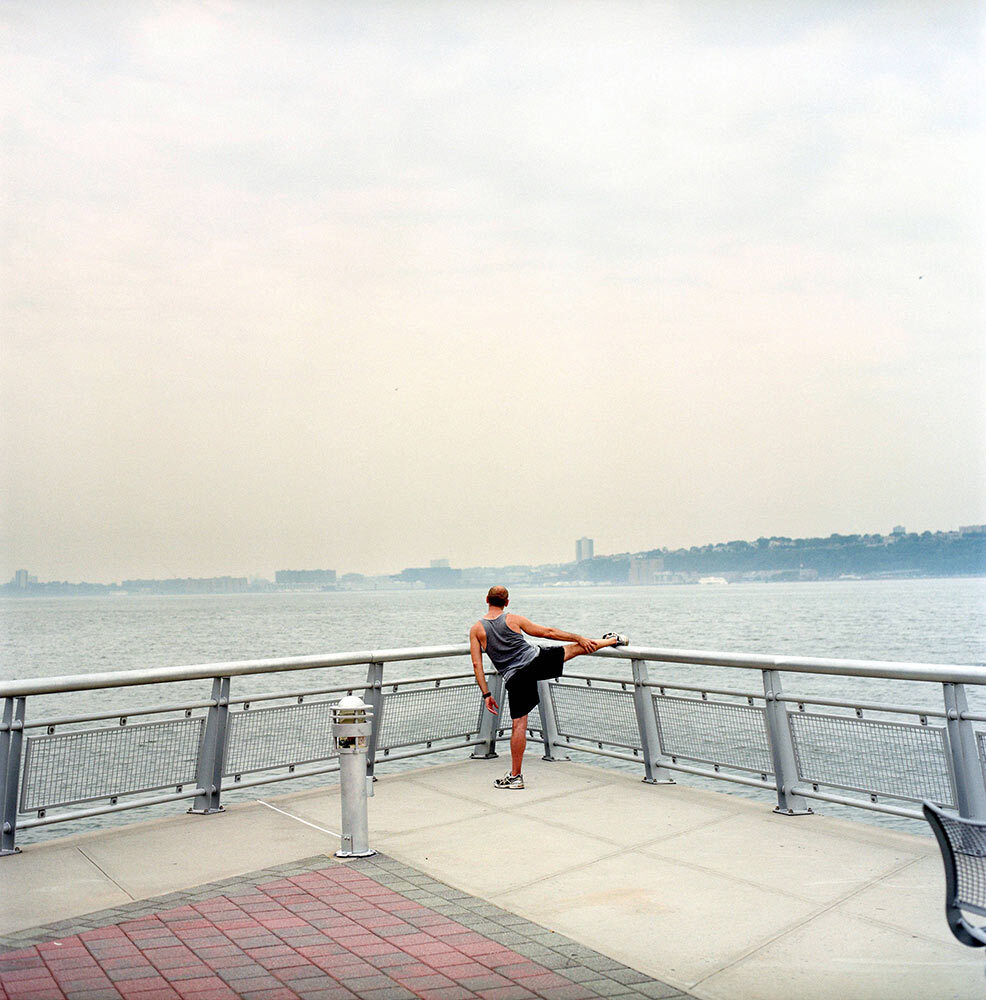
<box><xmin>481</xmin><ymin>614</ymin><xmax>539</xmax><ymax>681</ymax></box>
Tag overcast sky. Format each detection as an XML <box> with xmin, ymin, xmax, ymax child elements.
<box><xmin>1</xmin><ymin>1</ymin><xmax>984</xmax><ymax>583</ymax></box>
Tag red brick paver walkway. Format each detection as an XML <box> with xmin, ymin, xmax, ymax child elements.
<box><xmin>0</xmin><ymin>866</ymin><xmax>598</xmax><ymax>1000</ymax></box>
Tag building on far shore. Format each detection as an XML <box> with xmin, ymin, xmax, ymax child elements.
<box><xmin>274</xmin><ymin>569</ymin><xmax>337</xmax><ymax>590</ymax></box>
<box><xmin>629</xmin><ymin>556</ymin><xmax>666</xmax><ymax>585</ymax></box>
<box><xmin>576</xmin><ymin>537</ymin><xmax>594</xmax><ymax>562</ymax></box>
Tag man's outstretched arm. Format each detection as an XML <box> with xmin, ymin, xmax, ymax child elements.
<box><xmin>511</xmin><ymin>616</ymin><xmax>598</xmax><ymax>652</ymax></box>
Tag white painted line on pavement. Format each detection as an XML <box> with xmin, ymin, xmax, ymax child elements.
<box><xmin>256</xmin><ymin>799</ymin><xmax>341</xmax><ymax>838</ymax></box>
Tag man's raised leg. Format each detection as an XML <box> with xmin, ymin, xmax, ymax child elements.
<box><xmin>562</xmin><ymin>634</ymin><xmax>627</xmax><ymax>662</ymax></box>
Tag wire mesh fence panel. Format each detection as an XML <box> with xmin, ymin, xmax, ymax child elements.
<box><xmin>377</xmin><ymin>684</ymin><xmax>485</xmax><ymax>751</ymax></box>
<box><xmin>225</xmin><ymin>701</ymin><xmax>337</xmax><ymax>776</ymax></box>
<box><xmin>494</xmin><ymin>691</ymin><xmax>512</xmax><ymax>734</ymax></box>
<box><xmin>653</xmin><ymin>695</ymin><xmax>773</xmax><ymax>774</ymax></box>
<box><xmin>21</xmin><ymin>718</ymin><xmax>204</xmax><ymax>811</ymax></box>
<box><xmin>790</xmin><ymin>712</ymin><xmax>955</xmax><ymax>806</ymax></box>
<box><xmin>550</xmin><ymin>684</ymin><xmax>641</xmax><ymax>750</ymax></box>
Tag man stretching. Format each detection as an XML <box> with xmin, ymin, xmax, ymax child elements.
<box><xmin>469</xmin><ymin>585</ymin><xmax>628</xmax><ymax>789</ymax></box>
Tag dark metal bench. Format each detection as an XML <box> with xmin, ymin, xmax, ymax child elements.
<box><xmin>923</xmin><ymin>800</ymin><xmax>986</xmax><ymax>949</ymax></box>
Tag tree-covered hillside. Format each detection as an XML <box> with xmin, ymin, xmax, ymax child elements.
<box><xmin>648</xmin><ymin>531</ymin><xmax>986</xmax><ymax>580</ymax></box>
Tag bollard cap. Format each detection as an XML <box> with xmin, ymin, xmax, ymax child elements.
<box><xmin>333</xmin><ymin>695</ymin><xmax>372</xmax><ymax>748</ymax></box>
<box><xmin>333</xmin><ymin>695</ymin><xmax>369</xmax><ymax>724</ymax></box>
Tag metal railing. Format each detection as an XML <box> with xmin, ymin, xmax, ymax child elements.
<box><xmin>2</xmin><ymin>643</ymin><xmax>985</xmax><ymax>854</ymax></box>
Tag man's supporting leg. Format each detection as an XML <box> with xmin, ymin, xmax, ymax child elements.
<box><xmin>511</xmin><ymin>715</ymin><xmax>528</xmax><ymax>776</ymax></box>
<box><xmin>562</xmin><ymin>635</ymin><xmax>624</xmax><ymax>662</ymax></box>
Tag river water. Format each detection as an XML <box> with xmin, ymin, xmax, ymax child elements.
<box><xmin>2</xmin><ymin>578</ymin><xmax>984</xmax><ymax>842</ymax></box>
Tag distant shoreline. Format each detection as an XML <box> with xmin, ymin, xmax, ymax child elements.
<box><xmin>2</xmin><ymin>574</ymin><xmax>985</xmax><ymax>599</ymax></box>
<box><xmin>6</xmin><ymin>527</ymin><xmax>984</xmax><ymax>596</ymax></box>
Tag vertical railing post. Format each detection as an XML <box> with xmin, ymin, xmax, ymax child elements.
<box><xmin>762</xmin><ymin>670</ymin><xmax>812</xmax><ymax>815</ymax></box>
<box><xmin>363</xmin><ymin>661</ymin><xmax>385</xmax><ymax>782</ymax></box>
<box><xmin>471</xmin><ymin>672</ymin><xmax>502</xmax><ymax>759</ymax></box>
<box><xmin>943</xmin><ymin>682</ymin><xmax>986</xmax><ymax>820</ymax></box>
<box><xmin>1</xmin><ymin>697</ymin><xmax>26</xmax><ymax>856</ymax></box>
<box><xmin>537</xmin><ymin>680</ymin><xmax>568</xmax><ymax>761</ymax></box>
<box><xmin>189</xmin><ymin>677</ymin><xmax>230</xmax><ymax>815</ymax></box>
<box><xmin>631</xmin><ymin>660</ymin><xmax>674</xmax><ymax>784</ymax></box>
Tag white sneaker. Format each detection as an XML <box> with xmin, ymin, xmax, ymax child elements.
<box><xmin>494</xmin><ymin>772</ymin><xmax>525</xmax><ymax>789</ymax></box>
<box><xmin>602</xmin><ymin>632</ymin><xmax>629</xmax><ymax>646</ymax></box>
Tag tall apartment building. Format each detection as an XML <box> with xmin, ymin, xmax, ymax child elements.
<box><xmin>576</xmin><ymin>537</ymin><xmax>594</xmax><ymax>562</ymax></box>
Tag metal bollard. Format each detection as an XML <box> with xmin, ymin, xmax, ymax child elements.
<box><xmin>332</xmin><ymin>695</ymin><xmax>376</xmax><ymax>858</ymax></box>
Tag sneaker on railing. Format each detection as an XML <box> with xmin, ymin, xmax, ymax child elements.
<box><xmin>494</xmin><ymin>772</ymin><xmax>525</xmax><ymax>790</ymax></box>
<box><xmin>602</xmin><ymin>632</ymin><xmax>629</xmax><ymax>646</ymax></box>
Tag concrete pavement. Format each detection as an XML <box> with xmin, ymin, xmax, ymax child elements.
<box><xmin>0</xmin><ymin>758</ymin><xmax>980</xmax><ymax>1000</ymax></box>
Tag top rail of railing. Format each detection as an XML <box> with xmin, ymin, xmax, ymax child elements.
<box><xmin>2</xmin><ymin>643</ymin><xmax>985</xmax><ymax>698</ymax></box>
<box><xmin>0</xmin><ymin>645</ymin><xmax>469</xmax><ymax>697</ymax></box>
<box><xmin>606</xmin><ymin>646</ymin><xmax>986</xmax><ymax>684</ymax></box>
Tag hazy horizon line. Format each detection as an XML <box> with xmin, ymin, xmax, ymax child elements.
<box><xmin>7</xmin><ymin>518</ymin><xmax>983</xmax><ymax>587</ymax></box>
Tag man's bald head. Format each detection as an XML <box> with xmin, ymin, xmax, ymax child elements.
<box><xmin>486</xmin><ymin>585</ymin><xmax>509</xmax><ymax>608</ymax></box>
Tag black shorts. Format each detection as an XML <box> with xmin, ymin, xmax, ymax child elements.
<box><xmin>505</xmin><ymin>645</ymin><xmax>565</xmax><ymax>720</ymax></box>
